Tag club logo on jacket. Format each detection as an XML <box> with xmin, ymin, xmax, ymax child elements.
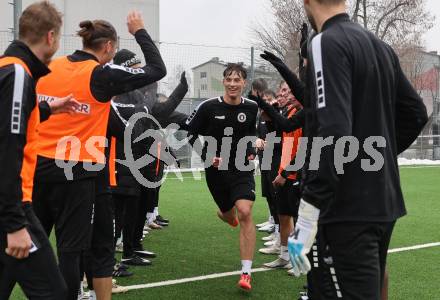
<box><xmin>237</xmin><ymin>113</ymin><xmax>246</xmax><ymax>123</ymax></box>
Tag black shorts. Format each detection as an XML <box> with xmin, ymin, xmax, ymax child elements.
<box><xmin>307</xmin><ymin>222</ymin><xmax>395</xmax><ymax>300</ymax></box>
<box><xmin>89</xmin><ymin>192</ymin><xmax>115</xmax><ymax>278</ymax></box>
<box><xmin>0</xmin><ymin>204</ymin><xmax>66</xmax><ymax>299</ymax></box>
<box><xmin>32</xmin><ymin>178</ymin><xmax>95</xmax><ymax>253</ymax></box>
<box><xmin>205</xmin><ymin>167</ymin><xmax>255</xmax><ymax>213</ymax></box>
<box><xmin>276</xmin><ymin>180</ymin><xmax>300</xmax><ymax>217</ymax></box>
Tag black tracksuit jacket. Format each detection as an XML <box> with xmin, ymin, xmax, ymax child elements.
<box><xmin>302</xmin><ymin>14</ymin><xmax>428</xmax><ymax>223</ymax></box>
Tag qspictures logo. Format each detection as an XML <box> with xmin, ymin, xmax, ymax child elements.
<box><xmin>54</xmin><ymin>113</ymin><xmax>387</xmax><ymax>188</ymax></box>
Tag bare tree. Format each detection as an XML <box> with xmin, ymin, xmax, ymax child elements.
<box><xmin>253</xmin><ymin>0</ymin><xmax>305</xmax><ymax>58</ymax></box>
<box><xmin>253</xmin><ymin>0</ymin><xmax>434</xmax><ymax>58</ymax></box>
<box><xmin>350</xmin><ymin>0</ymin><xmax>434</xmax><ymax>47</ymax></box>
<box><xmin>399</xmin><ymin>46</ymin><xmax>426</xmax><ymax>94</ymax></box>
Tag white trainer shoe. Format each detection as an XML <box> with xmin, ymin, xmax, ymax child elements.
<box><xmin>77</xmin><ymin>283</ymin><xmax>89</xmax><ymax>300</ymax></box>
<box><xmin>88</xmin><ymin>291</ymin><xmax>96</xmax><ymax>300</ymax></box>
<box><xmin>115</xmin><ymin>243</ymin><xmax>123</xmax><ymax>253</ymax></box>
<box><xmin>259</xmin><ymin>235</ymin><xmax>280</xmax><ymax>254</ymax></box>
<box><xmin>287</xmin><ymin>268</ymin><xmax>297</xmax><ymax>276</ymax></box>
<box><xmin>112</xmin><ymin>279</ymin><xmax>128</xmax><ymax>294</ymax></box>
<box><xmin>259</xmin><ymin>243</ymin><xmax>281</xmax><ymax>254</ymax></box>
<box><xmin>261</xmin><ymin>232</ymin><xmax>276</xmax><ymax>241</ymax></box>
<box><xmin>256</xmin><ymin>221</ymin><xmax>269</xmax><ymax>228</ymax></box>
<box><xmin>264</xmin><ymin>239</ymin><xmax>278</xmax><ymax>247</ymax></box>
<box><xmin>263</xmin><ymin>257</ymin><xmax>291</xmax><ymax>269</ymax></box>
<box><xmin>258</xmin><ymin>223</ymin><xmax>275</xmax><ymax>233</ymax></box>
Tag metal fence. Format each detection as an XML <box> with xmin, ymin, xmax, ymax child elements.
<box><xmin>400</xmin><ymin>135</ymin><xmax>440</xmax><ymax>161</ymax></box>
<box><xmin>2</xmin><ymin>32</ymin><xmax>439</xmax><ymax>168</ymax></box>
<box><xmin>0</xmin><ymin>31</ymin><xmax>13</xmax><ymax>55</ymax></box>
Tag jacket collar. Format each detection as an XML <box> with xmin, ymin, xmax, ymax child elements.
<box><xmin>68</xmin><ymin>50</ymin><xmax>100</xmax><ymax>63</ymax></box>
<box><xmin>322</xmin><ymin>13</ymin><xmax>350</xmax><ymax>31</ymax></box>
<box><xmin>3</xmin><ymin>40</ymin><xmax>50</xmax><ymax>80</ymax></box>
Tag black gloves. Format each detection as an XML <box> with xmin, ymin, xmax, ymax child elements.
<box><xmin>247</xmin><ymin>93</ymin><xmax>266</xmax><ymax>108</ymax></box>
<box><xmin>260</xmin><ymin>50</ymin><xmax>306</xmax><ymax>104</ymax></box>
<box><xmin>300</xmin><ymin>22</ymin><xmax>308</xmax><ymax>47</ymax></box>
<box><xmin>180</xmin><ymin>71</ymin><xmax>187</xmax><ymax>86</ymax></box>
<box><xmin>260</xmin><ymin>50</ymin><xmax>285</xmax><ymax>71</ymax></box>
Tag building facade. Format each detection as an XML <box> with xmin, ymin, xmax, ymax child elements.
<box><xmin>1</xmin><ymin>0</ymin><xmax>159</xmax><ymax>56</ymax></box>
<box><xmin>192</xmin><ymin>57</ymin><xmax>282</xmax><ymax>99</ymax></box>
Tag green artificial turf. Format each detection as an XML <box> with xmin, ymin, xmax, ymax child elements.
<box><xmin>10</xmin><ymin>167</ymin><xmax>440</xmax><ymax>299</ymax></box>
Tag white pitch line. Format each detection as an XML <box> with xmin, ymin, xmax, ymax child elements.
<box><xmin>124</xmin><ymin>242</ymin><xmax>440</xmax><ymax>291</ymax></box>
<box><xmin>125</xmin><ymin>268</ymin><xmax>268</xmax><ymax>291</ymax></box>
<box><xmin>399</xmin><ymin>166</ymin><xmax>440</xmax><ymax>169</ymax></box>
<box><xmin>387</xmin><ymin>242</ymin><xmax>440</xmax><ymax>253</ymax></box>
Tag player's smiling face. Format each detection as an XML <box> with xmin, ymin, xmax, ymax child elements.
<box><xmin>223</xmin><ymin>71</ymin><xmax>246</xmax><ymax>99</ymax></box>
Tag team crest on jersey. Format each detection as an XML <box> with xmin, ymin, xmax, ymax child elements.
<box><xmin>237</xmin><ymin>113</ymin><xmax>246</xmax><ymax>123</ymax></box>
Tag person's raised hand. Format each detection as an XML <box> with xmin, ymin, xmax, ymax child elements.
<box><xmin>260</xmin><ymin>50</ymin><xmax>284</xmax><ymax>68</ymax></box>
<box><xmin>180</xmin><ymin>71</ymin><xmax>187</xmax><ymax>86</ymax></box>
<box><xmin>127</xmin><ymin>11</ymin><xmax>145</xmax><ymax>35</ymax></box>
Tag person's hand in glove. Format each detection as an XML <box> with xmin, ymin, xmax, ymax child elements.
<box><xmin>300</xmin><ymin>22</ymin><xmax>308</xmax><ymax>46</ymax></box>
<box><xmin>247</xmin><ymin>93</ymin><xmax>266</xmax><ymax>108</ymax></box>
<box><xmin>288</xmin><ymin>199</ymin><xmax>320</xmax><ymax>277</ymax></box>
<box><xmin>260</xmin><ymin>51</ymin><xmax>286</xmax><ymax>70</ymax></box>
<box><xmin>260</xmin><ymin>50</ymin><xmax>305</xmax><ymax>105</ymax></box>
<box><xmin>180</xmin><ymin>71</ymin><xmax>187</xmax><ymax>86</ymax></box>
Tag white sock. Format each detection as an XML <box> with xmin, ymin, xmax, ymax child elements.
<box><xmin>78</xmin><ymin>282</ymin><xmax>84</xmax><ymax>295</ymax></box>
<box><xmin>274</xmin><ymin>232</ymin><xmax>281</xmax><ymax>247</ymax></box>
<box><xmin>89</xmin><ymin>290</ymin><xmax>96</xmax><ymax>300</ymax></box>
<box><xmin>280</xmin><ymin>245</ymin><xmax>289</xmax><ymax>261</ymax></box>
<box><xmin>269</xmin><ymin>216</ymin><xmax>274</xmax><ymax>224</ymax></box>
<box><xmin>241</xmin><ymin>260</ymin><xmax>253</xmax><ymax>274</ymax></box>
<box><xmin>154</xmin><ymin>207</ymin><xmax>159</xmax><ymax>217</ymax></box>
<box><xmin>146</xmin><ymin>213</ymin><xmax>155</xmax><ymax>224</ymax></box>
<box><xmin>116</xmin><ymin>235</ymin><xmax>123</xmax><ymax>246</ymax></box>
<box><xmin>275</xmin><ymin>224</ymin><xmax>280</xmax><ymax>234</ymax></box>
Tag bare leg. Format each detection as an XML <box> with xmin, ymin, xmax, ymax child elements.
<box><xmin>93</xmin><ymin>277</ymin><xmax>112</xmax><ymax>300</ymax></box>
<box><xmin>235</xmin><ymin>200</ymin><xmax>256</xmax><ymax>260</ymax></box>
<box><xmin>278</xmin><ymin>215</ymin><xmax>294</xmax><ymax>247</ymax></box>
<box><xmin>217</xmin><ymin>208</ymin><xmax>237</xmax><ymax>225</ymax></box>
<box><xmin>381</xmin><ymin>269</ymin><xmax>389</xmax><ymax>300</ymax></box>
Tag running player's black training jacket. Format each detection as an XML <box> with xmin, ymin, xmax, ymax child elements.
<box><xmin>35</xmin><ymin>29</ymin><xmax>167</xmax><ymax>182</ymax></box>
<box><xmin>185</xmin><ymin>97</ymin><xmax>258</xmax><ymax>170</ymax></box>
<box><xmin>0</xmin><ymin>41</ymin><xmax>53</xmax><ymax>233</ymax></box>
<box><xmin>302</xmin><ymin>14</ymin><xmax>428</xmax><ymax>223</ymax></box>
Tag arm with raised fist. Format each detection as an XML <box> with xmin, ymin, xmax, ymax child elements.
<box><xmin>152</xmin><ymin>72</ymin><xmax>188</xmax><ymax>118</ymax></box>
<box><xmin>260</xmin><ymin>51</ymin><xmax>306</xmax><ymax>104</ymax></box>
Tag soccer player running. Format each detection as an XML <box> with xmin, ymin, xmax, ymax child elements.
<box><xmin>186</xmin><ymin>64</ymin><xmax>258</xmax><ymax>291</ymax></box>
<box><xmin>0</xmin><ymin>2</ymin><xmax>80</xmax><ymax>299</ymax></box>
<box><xmin>286</xmin><ymin>1</ymin><xmax>428</xmax><ymax>299</ymax></box>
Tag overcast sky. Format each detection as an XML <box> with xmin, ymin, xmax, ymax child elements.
<box><xmin>160</xmin><ymin>0</ymin><xmax>440</xmax><ymax>52</ymax></box>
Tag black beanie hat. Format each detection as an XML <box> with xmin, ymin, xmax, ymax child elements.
<box><xmin>113</xmin><ymin>49</ymin><xmax>141</xmax><ymax>67</ymax></box>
